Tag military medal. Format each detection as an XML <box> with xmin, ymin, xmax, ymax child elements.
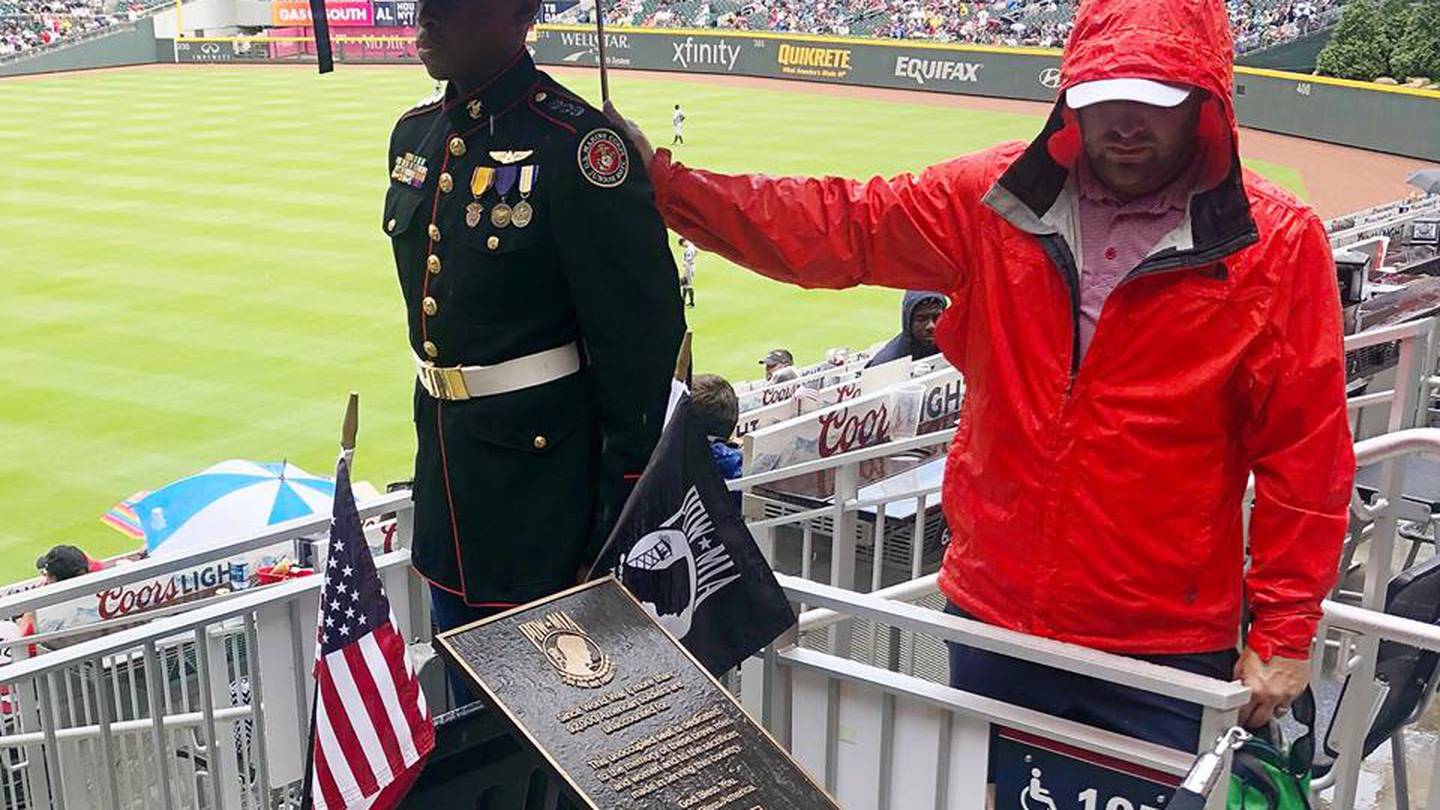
<box><xmin>470</xmin><ymin>166</ymin><xmax>495</xmax><ymax>198</ymax></box>
<box><xmin>491</xmin><ymin>166</ymin><xmax>519</xmax><ymax>228</ymax></box>
<box><xmin>512</xmin><ymin>165</ymin><xmax>538</xmax><ymax>229</ymax></box>
<box><xmin>490</xmin><ymin>202</ymin><xmax>513</xmax><ymax>228</ymax></box>
<box><xmin>466</xmin><ymin>167</ymin><xmax>495</xmax><ymax>229</ymax></box>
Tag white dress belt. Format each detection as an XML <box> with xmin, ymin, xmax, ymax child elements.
<box><xmin>414</xmin><ymin>342</ymin><xmax>581</xmax><ymax>401</ymax></box>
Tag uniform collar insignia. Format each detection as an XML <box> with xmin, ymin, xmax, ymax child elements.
<box><xmin>444</xmin><ymin>51</ymin><xmax>540</xmax><ymax>133</ymax></box>
<box><xmin>489</xmin><ymin>150</ymin><xmax>534</xmax><ymax>165</ymax></box>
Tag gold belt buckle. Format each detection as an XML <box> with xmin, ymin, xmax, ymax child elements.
<box><xmin>422</xmin><ymin>365</ymin><xmax>470</xmax><ymax>400</ymax></box>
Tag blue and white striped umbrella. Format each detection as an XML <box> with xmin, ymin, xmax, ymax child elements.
<box><xmin>129</xmin><ymin>460</ymin><xmax>336</xmax><ymax>557</ymax></box>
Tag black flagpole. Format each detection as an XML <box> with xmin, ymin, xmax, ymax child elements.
<box><xmin>309</xmin><ymin>0</ymin><xmax>334</xmax><ymax>73</ymax></box>
<box><xmin>593</xmin><ymin>0</ymin><xmax>610</xmax><ymax>102</ymax></box>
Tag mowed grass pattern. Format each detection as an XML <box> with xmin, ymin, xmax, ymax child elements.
<box><xmin>0</xmin><ymin>64</ymin><xmax>1308</xmax><ymax>581</ymax></box>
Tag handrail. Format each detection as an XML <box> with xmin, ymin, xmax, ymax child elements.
<box><xmin>0</xmin><ymin>549</ymin><xmax>411</xmax><ymax>684</ymax></box>
<box><xmin>1342</xmin><ymin>319</ymin><xmax>1435</xmax><ymax>352</ymax></box>
<box><xmin>728</xmin><ymin>428</ymin><xmax>955</xmax><ymax>491</ymax></box>
<box><xmin>0</xmin><ymin>490</ymin><xmax>412</xmax><ymax>618</ymax></box>
<box><xmin>0</xmin><ymin>706</ymin><xmax>253</xmax><ymax>748</ymax></box>
<box><xmin>776</xmin><ymin>574</ymin><xmax>1252</xmax><ymax>710</ymax></box>
<box><xmin>798</xmin><ymin>573</ymin><xmax>939</xmax><ymax>633</ymax></box>
<box><xmin>1352</xmin><ymin>428</ymin><xmax>1440</xmax><ymax>467</ymax></box>
<box><xmin>1322</xmin><ymin>600</ymin><xmax>1440</xmax><ymax>652</ymax></box>
<box><xmin>745</xmin><ymin>482</ymin><xmax>944</xmax><ymax>531</ymax></box>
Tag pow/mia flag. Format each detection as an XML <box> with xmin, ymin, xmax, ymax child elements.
<box><xmin>590</xmin><ymin>394</ymin><xmax>796</xmax><ymax>675</ymax></box>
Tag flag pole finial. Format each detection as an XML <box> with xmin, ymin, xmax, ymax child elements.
<box><xmin>341</xmin><ymin>393</ymin><xmax>359</xmax><ymax>452</ymax></box>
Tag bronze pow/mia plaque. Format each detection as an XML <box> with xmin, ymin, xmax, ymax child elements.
<box><xmin>433</xmin><ymin>577</ymin><xmax>839</xmax><ymax>810</ymax></box>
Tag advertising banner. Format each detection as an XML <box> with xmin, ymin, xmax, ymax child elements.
<box><xmin>372</xmin><ymin>0</ymin><xmax>397</xmax><ymax>27</ymax></box>
<box><xmin>744</xmin><ymin>366</ymin><xmax>962</xmax><ymax>474</ymax></box>
<box><xmin>173</xmin><ymin>39</ymin><xmax>273</xmax><ymax>62</ymax></box>
<box><xmin>271</xmin><ymin>0</ymin><xmax>375</xmax><ymax>27</ymax></box>
<box><xmin>29</xmin><ymin>505</ymin><xmax>398</xmax><ymax>636</ymax></box>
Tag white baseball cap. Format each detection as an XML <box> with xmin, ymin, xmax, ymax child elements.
<box><xmin>1066</xmin><ymin>78</ymin><xmax>1193</xmax><ymax>109</ymax></box>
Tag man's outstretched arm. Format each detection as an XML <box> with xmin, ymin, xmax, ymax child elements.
<box><xmin>607</xmin><ymin>102</ymin><xmax>983</xmax><ymax>293</ymax></box>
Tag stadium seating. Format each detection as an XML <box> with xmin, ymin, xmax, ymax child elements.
<box><xmin>585</xmin><ymin>0</ymin><xmax>1347</xmax><ymax>53</ymax></box>
<box><xmin>0</xmin><ymin>0</ymin><xmax>165</xmax><ymax>60</ymax></box>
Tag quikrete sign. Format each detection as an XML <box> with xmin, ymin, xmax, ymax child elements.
<box><xmin>777</xmin><ymin>43</ymin><xmax>853</xmax><ymax>78</ymax></box>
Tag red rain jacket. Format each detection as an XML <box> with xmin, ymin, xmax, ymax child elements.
<box><xmin>651</xmin><ymin>0</ymin><xmax>1354</xmax><ymax>659</ymax></box>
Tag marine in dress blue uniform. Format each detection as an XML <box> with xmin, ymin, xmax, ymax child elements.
<box><xmin>384</xmin><ymin>49</ymin><xmax>684</xmax><ymax>625</ymax></box>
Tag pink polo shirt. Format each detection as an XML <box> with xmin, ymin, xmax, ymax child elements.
<box><xmin>1075</xmin><ymin>161</ymin><xmax>1198</xmax><ymax>359</ymax></box>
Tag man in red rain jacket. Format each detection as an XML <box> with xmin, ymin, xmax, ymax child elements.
<box><xmin>608</xmin><ymin>0</ymin><xmax>1354</xmax><ymax>750</ymax></box>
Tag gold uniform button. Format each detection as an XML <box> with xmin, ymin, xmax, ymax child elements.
<box><xmin>386</xmin><ymin>218</ymin><xmax>397</xmax><ymax>233</ymax></box>
<box><xmin>533</xmin><ymin>435</ymin><xmax>548</xmax><ymax>450</ymax></box>
<box><xmin>534</xmin><ymin>91</ymin><xmax>548</xmax><ymax>102</ymax></box>
<box><xmin>427</xmin><ymin>223</ymin><xmax>441</xmax><ymax>242</ymax></box>
<box><xmin>438</xmin><ymin>173</ymin><xmax>453</xmax><ymax>193</ymax></box>
<box><xmin>448</xmin><ymin>137</ymin><xmax>466</xmax><ymax>157</ymax></box>
<box><xmin>486</xmin><ymin>235</ymin><xmax>500</xmax><ymax>251</ymax></box>
<box><xmin>422</xmin><ymin>297</ymin><xmax>438</xmax><ymax>316</ymax></box>
<box><xmin>426</xmin><ymin>254</ymin><xmax>442</xmax><ymax>274</ymax></box>
<box><xmin>422</xmin><ymin>341</ymin><xmax>439</xmax><ymax>359</ymax></box>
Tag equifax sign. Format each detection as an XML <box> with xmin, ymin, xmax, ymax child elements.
<box><xmin>894</xmin><ymin>56</ymin><xmax>983</xmax><ymax>86</ymax></box>
<box><xmin>271</xmin><ymin>0</ymin><xmax>374</xmax><ymax>27</ymax></box>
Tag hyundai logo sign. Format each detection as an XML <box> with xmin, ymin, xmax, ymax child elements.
<box><xmin>1038</xmin><ymin>68</ymin><xmax>1061</xmax><ymax>89</ymax></box>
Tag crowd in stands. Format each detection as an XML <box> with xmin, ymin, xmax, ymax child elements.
<box><xmin>0</xmin><ymin>0</ymin><xmax>151</xmax><ymax>59</ymax></box>
<box><xmin>592</xmin><ymin>0</ymin><xmax>1345</xmax><ymax>53</ymax></box>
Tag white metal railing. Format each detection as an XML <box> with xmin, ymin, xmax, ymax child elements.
<box><xmin>0</xmin><ymin>550</ymin><xmax>420</xmax><ymax>810</ymax></box>
<box><xmin>762</xmin><ymin>577</ymin><xmax>1248</xmax><ymax>810</ymax></box>
<box><xmin>0</xmin><ymin>491</ymin><xmax>413</xmax><ymax>641</ymax></box>
<box><xmin>761</xmin><ymin>570</ymin><xmax>1440</xmax><ymax>810</ymax></box>
<box><xmin>0</xmin><ymin>491</ymin><xmax>422</xmax><ymax>810</ymax></box>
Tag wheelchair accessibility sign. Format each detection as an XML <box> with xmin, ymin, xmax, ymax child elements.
<box><xmin>992</xmin><ymin>727</ymin><xmax>1180</xmax><ymax>810</ymax></box>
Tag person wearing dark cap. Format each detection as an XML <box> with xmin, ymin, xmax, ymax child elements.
<box><xmin>385</xmin><ymin>0</ymin><xmax>685</xmax><ymax>662</ymax></box>
<box><xmin>19</xmin><ymin>545</ymin><xmax>102</xmax><ymax>642</ymax></box>
<box><xmin>759</xmin><ymin>348</ymin><xmax>797</xmax><ymax>383</ymax></box>
<box><xmin>35</xmin><ymin>545</ymin><xmax>94</xmax><ymax>582</ymax></box>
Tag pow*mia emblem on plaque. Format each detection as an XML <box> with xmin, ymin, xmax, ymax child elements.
<box><xmin>577</xmin><ymin>129</ymin><xmax>629</xmax><ymax>189</ymax></box>
<box><xmin>519</xmin><ymin>611</ymin><xmax>615</xmax><ymax>689</ymax></box>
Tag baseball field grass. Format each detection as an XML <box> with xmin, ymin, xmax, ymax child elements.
<box><xmin>0</xmin><ymin>64</ymin><xmax>1308</xmax><ymax>581</ymax></box>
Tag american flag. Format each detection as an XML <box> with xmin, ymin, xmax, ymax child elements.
<box><xmin>304</xmin><ymin>455</ymin><xmax>434</xmax><ymax>809</ymax></box>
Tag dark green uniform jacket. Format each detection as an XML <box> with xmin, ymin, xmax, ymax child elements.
<box><xmin>383</xmin><ymin>51</ymin><xmax>684</xmax><ymax>606</ymax></box>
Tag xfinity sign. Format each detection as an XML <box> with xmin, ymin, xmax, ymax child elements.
<box><xmin>672</xmin><ymin>37</ymin><xmax>742</xmax><ymax>72</ymax></box>
<box><xmin>894</xmin><ymin>56</ymin><xmax>983</xmax><ymax>86</ymax></box>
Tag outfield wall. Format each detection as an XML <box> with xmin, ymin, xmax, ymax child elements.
<box><xmin>0</xmin><ymin>18</ymin><xmax>156</xmax><ymax>77</ymax></box>
<box><xmin>527</xmin><ymin>25</ymin><xmax>1440</xmax><ymax>162</ymax></box>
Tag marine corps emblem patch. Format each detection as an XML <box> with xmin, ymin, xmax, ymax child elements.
<box><xmin>577</xmin><ymin>129</ymin><xmax>629</xmax><ymax>189</ymax></box>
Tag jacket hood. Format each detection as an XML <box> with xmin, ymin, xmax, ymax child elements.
<box><xmin>1055</xmin><ymin>0</ymin><xmax>1238</xmax><ymax>188</ymax></box>
<box><xmin>985</xmin><ymin>0</ymin><xmax>1257</xmax><ymax>275</ymax></box>
<box><xmin>901</xmin><ymin>290</ymin><xmax>948</xmax><ymax>335</ymax></box>
<box><xmin>868</xmin><ymin>290</ymin><xmax>947</xmax><ymax>368</ymax></box>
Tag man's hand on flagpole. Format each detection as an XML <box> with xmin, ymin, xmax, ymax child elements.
<box><xmin>604</xmin><ymin>101</ymin><xmax>656</xmax><ymax>172</ymax></box>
